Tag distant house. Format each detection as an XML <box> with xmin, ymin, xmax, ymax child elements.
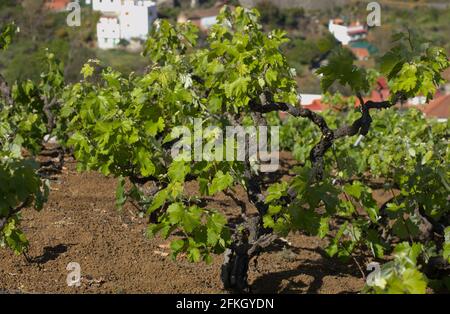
<box><xmin>358</xmin><ymin>77</ymin><xmax>449</xmax><ymax>122</ymax></box>
<box><xmin>239</xmin><ymin>0</ymin><xmax>351</xmax><ymax>11</ymax></box>
<box><xmin>328</xmin><ymin>19</ymin><xmax>367</xmax><ymax>45</ymax></box>
<box><xmin>298</xmin><ymin>94</ymin><xmax>325</xmax><ymax>112</ymax></box>
<box><xmin>304</xmin><ymin>99</ymin><xmax>326</xmax><ymax>112</ymax></box>
<box><xmin>365</xmin><ymin>77</ymin><xmax>390</xmax><ymax>103</ymax></box>
<box><xmin>350</xmin><ymin>47</ymin><xmax>369</xmax><ymax>61</ymax></box>
<box><xmin>44</xmin><ymin>0</ymin><xmax>71</xmax><ymax>11</ymax></box>
<box><xmin>280</xmin><ymin>76</ymin><xmax>449</xmax><ymax>120</ymax></box>
<box><xmin>177</xmin><ymin>3</ymin><xmax>229</xmax><ymax>32</ymax></box>
<box><xmin>349</xmin><ymin>40</ymin><xmax>378</xmax><ymax>55</ymax></box>
<box><xmin>87</xmin><ymin>0</ymin><xmax>158</xmax><ymax>50</ymax></box>
<box><xmin>96</xmin><ymin>16</ymin><xmax>121</xmax><ymax>49</ymax></box>
<box><xmin>419</xmin><ymin>94</ymin><xmax>450</xmax><ymax>122</ymax></box>
<box><xmin>409</xmin><ymin>96</ymin><xmax>427</xmax><ymax>106</ymax></box>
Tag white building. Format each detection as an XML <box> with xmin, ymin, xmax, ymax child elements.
<box><xmin>96</xmin><ymin>17</ymin><xmax>121</xmax><ymax>49</ymax></box>
<box><xmin>328</xmin><ymin>19</ymin><xmax>367</xmax><ymax>45</ymax></box>
<box><xmin>87</xmin><ymin>0</ymin><xmax>157</xmax><ymax>49</ymax></box>
<box><xmin>176</xmin><ymin>4</ymin><xmax>224</xmax><ymax>32</ymax></box>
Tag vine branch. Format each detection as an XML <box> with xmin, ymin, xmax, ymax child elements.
<box><xmin>0</xmin><ymin>198</ymin><xmax>31</xmax><ymax>231</ymax></box>
<box><xmin>250</xmin><ymin>95</ymin><xmax>398</xmax><ymax>180</ymax></box>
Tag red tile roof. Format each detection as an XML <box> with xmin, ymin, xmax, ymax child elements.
<box><xmin>307</xmin><ymin>99</ymin><xmax>326</xmax><ymax>112</ymax></box>
<box><xmin>377</xmin><ymin>77</ymin><xmax>389</xmax><ymax>90</ymax></box>
<box><xmin>420</xmin><ymin>94</ymin><xmax>450</xmax><ymax>119</ymax></box>
<box><xmin>350</xmin><ymin>47</ymin><xmax>369</xmax><ymax>60</ymax></box>
<box><xmin>44</xmin><ymin>0</ymin><xmax>70</xmax><ymax>11</ymax></box>
<box><xmin>280</xmin><ymin>76</ymin><xmax>449</xmax><ymax>119</ymax></box>
<box><xmin>348</xmin><ymin>29</ymin><xmax>367</xmax><ymax>35</ymax></box>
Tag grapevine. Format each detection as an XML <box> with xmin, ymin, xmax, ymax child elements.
<box><xmin>1</xmin><ymin>6</ymin><xmax>449</xmax><ymax>293</ymax></box>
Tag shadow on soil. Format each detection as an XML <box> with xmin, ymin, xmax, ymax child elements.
<box><xmin>28</xmin><ymin>244</ymin><xmax>71</xmax><ymax>264</ymax></box>
<box><xmin>251</xmin><ymin>254</ymin><xmax>363</xmax><ymax>293</ymax></box>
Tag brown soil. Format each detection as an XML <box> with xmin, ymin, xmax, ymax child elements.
<box><xmin>0</xmin><ymin>154</ymin><xmax>367</xmax><ymax>294</ymax></box>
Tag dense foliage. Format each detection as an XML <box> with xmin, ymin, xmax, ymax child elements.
<box><xmin>279</xmin><ymin>107</ymin><xmax>449</xmax><ymax>292</ymax></box>
<box><xmin>0</xmin><ymin>24</ymin><xmax>50</xmax><ymax>254</ymax></box>
<box><xmin>0</xmin><ymin>6</ymin><xmax>448</xmax><ymax>293</ymax></box>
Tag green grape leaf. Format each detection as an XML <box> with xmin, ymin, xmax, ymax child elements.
<box><xmin>265</xmin><ymin>182</ymin><xmax>288</xmax><ymax>204</ymax></box>
<box><xmin>209</xmin><ymin>171</ymin><xmax>233</xmax><ymax>196</ymax></box>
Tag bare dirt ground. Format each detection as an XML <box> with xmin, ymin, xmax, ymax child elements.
<box><xmin>0</xmin><ymin>155</ymin><xmax>366</xmax><ymax>294</ymax></box>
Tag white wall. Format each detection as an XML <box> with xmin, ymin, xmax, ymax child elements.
<box><xmin>200</xmin><ymin>16</ymin><xmax>218</xmax><ymax>30</ymax></box>
<box><xmin>92</xmin><ymin>0</ymin><xmax>157</xmax><ymax>49</ymax></box>
<box><xmin>119</xmin><ymin>1</ymin><xmax>157</xmax><ymax>40</ymax></box>
<box><xmin>97</xmin><ymin>17</ymin><xmax>121</xmax><ymax>49</ymax></box>
<box><xmin>92</xmin><ymin>0</ymin><xmax>123</xmax><ymax>13</ymax></box>
<box><xmin>300</xmin><ymin>94</ymin><xmax>322</xmax><ymax>106</ymax></box>
<box><xmin>328</xmin><ymin>20</ymin><xmax>351</xmax><ymax>45</ymax></box>
<box><xmin>347</xmin><ymin>25</ymin><xmax>366</xmax><ymax>42</ymax></box>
